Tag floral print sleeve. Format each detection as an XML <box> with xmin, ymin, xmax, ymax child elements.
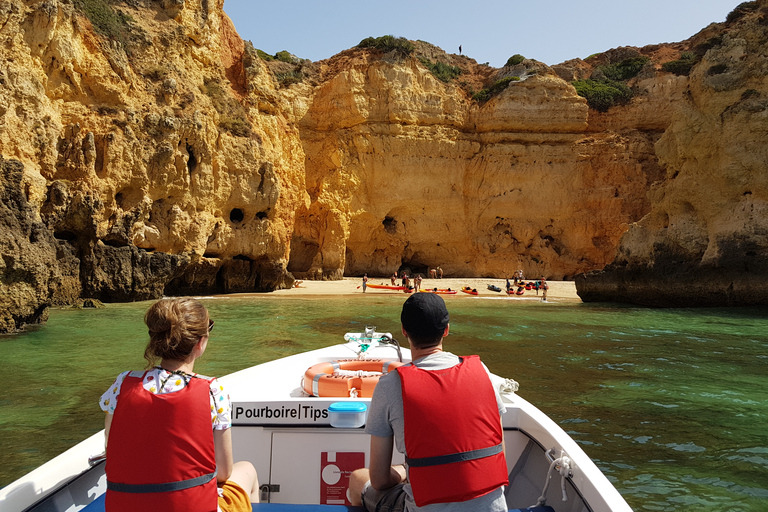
<box><xmin>209</xmin><ymin>378</ymin><xmax>231</xmax><ymax>430</ymax></box>
<box><xmin>100</xmin><ymin>371</ymin><xmax>130</xmax><ymax>413</ymax></box>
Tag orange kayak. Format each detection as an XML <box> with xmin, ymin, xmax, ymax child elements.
<box><xmin>419</xmin><ymin>288</ymin><xmax>458</xmax><ymax>295</ymax></box>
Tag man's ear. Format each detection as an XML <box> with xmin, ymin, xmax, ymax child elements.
<box><xmin>443</xmin><ymin>324</ymin><xmax>450</xmax><ymax>337</ymax></box>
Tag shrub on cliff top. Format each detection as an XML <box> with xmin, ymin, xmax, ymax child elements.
<box><xmin>572</xmin><ymin>79</ymin><xmax>633</xmax><ymax>112</ymax></box>
<box><xmin>256</xmin><ymin>49</ymin><xmax>274</xmax><ymax>61</ymax></box>
<box><xmin>276</xmin><ymin>70</ymin><xmax>304</xmax><ymax>87</ymax></box>
<box><xmin>472</xmin><ymin>76</ymin><xmax>519</xmax><ymax>102</ymax></box>
<box><xmin>358</xmin><ymin>35</ymin><xmax>415</xmax><ymax>58</ymax></box>
<box><xmin>661</xmin><ymin>52</ymin><xmax>698</xmax><ymax>76</ymax></box>
<box><xmin>726</xmin><ymin>1</ymin><xmax>759</xmax><ymax>23</ymax></box>
<box><xmin>505</xmin><ymin>54</ymin><xmax>525</xmax><ymax>67</ymax></box>
<box><xmin>598</xmin><ymin>56</ymin><xmax>650</xmax><ymax>81</ymax></box>
<box><xmin>275</xmin><ymin>51</ymin><xmax>296</xmax><ymax>64</ymax></box>
<box><xmin>420</xmin><ymin>59</ymin><xmax>462</xmax><ymax>82</ymax></box>
<box><xmin>73</xmin><ymin>0</ymin><xmax>144</xmax><ymax>48</ymax></box>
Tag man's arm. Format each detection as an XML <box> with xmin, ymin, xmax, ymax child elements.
<box><xmin>369</xmin><ymin>434</ymin><xmax>406</xmax><ymax>491</ymax></box>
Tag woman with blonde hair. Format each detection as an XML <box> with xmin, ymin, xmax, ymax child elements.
<box><xmin>100</xmin><ymin>298</ymin><xmax>259</xmax><ymax>511</ymax></box>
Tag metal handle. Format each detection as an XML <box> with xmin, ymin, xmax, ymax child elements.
<box><xmin>88</xmin><ymin>452</ymin><xmax>106</xmax><ymax>467</ymax></box>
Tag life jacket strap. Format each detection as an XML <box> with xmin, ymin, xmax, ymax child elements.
<box><xmin>405</xmin><ymin>443</ymin><xmax>503</xmax><ymax>468</ymax></box>
<box><xmin>107</xmin><ymin>469</ymin><xmax>217</xmax><ymax>494</ymax></box>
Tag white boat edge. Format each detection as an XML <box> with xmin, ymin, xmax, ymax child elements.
<box><xmin>0</xmin><ymin>339</ymin><xmax>634</xmax><ymax>512</ymax></box>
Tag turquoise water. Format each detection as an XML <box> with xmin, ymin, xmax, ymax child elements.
<box><xmin>1</xmin><ymin>295</ymin><xmax>767</xmax><ymax>511</ymax></box>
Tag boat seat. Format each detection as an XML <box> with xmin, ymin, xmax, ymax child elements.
<box><xmin>80</xmin><ymin>496</ymin><xmax>365</xmax><ymax>511</ymax></box>
<box><xmin>252</xmin><ymin>505</ymin><xmax>364</xmax><ymax>511</ymax></box>
<box><xmin>251</xmin><ymin>506</ymin><xmax>553</xmax><ymax>512</ymax></box>
<box><xmin>82</xmin><ymin>494</ymin><xmax>554</xmax><ymax>512</ymax></box>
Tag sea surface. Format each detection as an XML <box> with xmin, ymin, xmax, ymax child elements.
<box><xmin>1</xmin><ymin>294</ymin><xmax>767</xmax><ymax>511</ymax></box>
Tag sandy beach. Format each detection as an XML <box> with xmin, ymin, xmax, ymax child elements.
<box><xmin>271</xmin><ymin>277</ymin><xmax>580</xmax><ymax>302</ymax></box>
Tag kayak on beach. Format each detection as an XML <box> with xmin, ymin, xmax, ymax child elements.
<box><xmin>366</xmin><ymin>283</ymin><xmax>410</xmax><ymax>291</ymax></box>
<box><xmin>419</xmin><ymin>288</ymin><xmax>458</xmax><ymax>295</ymax></box>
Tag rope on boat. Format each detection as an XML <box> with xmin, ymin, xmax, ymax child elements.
<box><xmin>334</xmin><ymin>369</ymin><xmax>383</xmax><ymax>378</ymax></box>
<box><xmin>500</xmin><ymin>378</ymin><xmax>519</xmax><ymax>394</ymax></box>
<box><xmin>531</xmin><ymin>451</ymin><xmax>572</xmax><ymax>507</ymax></box>
<box><xmin>349</xmin><ymin>387</ymin><xmax>358</xmax><ymax>398</ymax></box>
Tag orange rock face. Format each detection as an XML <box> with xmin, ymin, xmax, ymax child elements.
<box><xmin>290</xmin><ymin>56</ymin><xmax>665</xmax><ymax>280</ymax></box>
<box><xmin>2</xmin><ymin>0</ymin><xmax>767</xmax><ymax>332</ymax></box>
<box><xmin>577</xmin><ymin>4</ymin><xmax>768</xmax><ymax>306</ymax></box>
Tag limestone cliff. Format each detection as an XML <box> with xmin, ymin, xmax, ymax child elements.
<box><xmin>1</xmin><ymin>0</ymin><xmax>306</xmax><ymax>331</ymax></box>
<box><xmin>289</xmin><ymin>47</ymin><xmax>662</xmax><ymax>281</ymax></box>
<box><xmin>2</xmin><ymin>0</ymin><xmax>767</xmax><ymax>332</ymax></box>
<box><xmin>576</xmin><ymin>1</ymin><xmax>768</xmax><ymax>306</ymax></box>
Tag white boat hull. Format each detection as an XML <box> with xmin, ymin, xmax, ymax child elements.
<box><xmin>0</xmin><ymin>341</ymin><xmax>632</xmax><ymax>511</ymax></box>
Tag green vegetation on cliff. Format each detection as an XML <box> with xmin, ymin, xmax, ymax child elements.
<box><xmin>73</xmin><ymin>0</ymin><xmax>145</xmax><ymax>48</ymax></box>
<box><xmin>419</xmin><ymin>59</ymin><xmax>462</xmax><ymax>82</ymax></box>
<box><xmin>726</xmin><ymin>1</ymin><xmax>760</xmax><ymax>23</ymax></box>
<box><xmin>597</xmin><ymin>56</ymin><xmax>649</xmax><ymax>81</ymax></box>
<box><xmin>571</xmin><ymin>79</ymin><xmax>632</xmax><ymax>112</ymax></box>
<box><xmin>571</xmin><ymin>56</ymin><xmax>647</xmax><ymax>111</ymax></box>
<box><xmin>201</xmin><ymin>77</ymin><xmax>252</xmax><ymax>137</ymax></box>
<box><xmin>662</xmin><ymin>51</ymin><xmax>698</xmax><ymax>76</ymax></box>
<box><xmin>505</xmin><ymin>54</ymin><xmax>525</xmax><ymax>67</ymax></box>
<box><xmin>358</xmin><ymin>35</ymin><xmax>415</xmax><ymax>58</ymax></box>
<box><xmin>472</xmin><ymin>76</ymin><xmax>520</xmax><ymax>102</ymax></box>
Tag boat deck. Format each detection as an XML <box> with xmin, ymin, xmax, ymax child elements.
<box><xmin>0</xmin><ymin>339</ymin><xmax>632</xmax><ymax>512</ymax></box>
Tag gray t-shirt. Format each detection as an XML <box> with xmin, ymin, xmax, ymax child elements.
<box><xmin>365</xmin><ymin>351</ymin><xmax>508</xmax><ymax>512</ymax></box>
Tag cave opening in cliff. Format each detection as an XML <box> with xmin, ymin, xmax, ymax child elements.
<box><xmin>230</xmin><ymin>208</ymin><xmax>245</xmax><ymax>223</ymax></box>
<box><xmin>54</xmin><ymin>230</ymin><xmax>77</xmax><ymax>242</ymax></box>
<box><xmin>287</xmin><ymin>237</ymin><xmax>320</xmax><ymax>274</ymax></box>
<box><xmin>186</xmin><ymin>142</ymin><xmax>198</xmax><ymax>173</ymax></box>
<box><xmin>399</xmin><ymin>256</ymin><xmax>429</xmax><ymax>277</ymax></box>
<box><xmin>102</xmin><ymin>238</ymin><xmax>129</xmax><ymax>248</ymax></box>
<box><xmin>256</xmin><ymin>211</ymin><xmax>268</xmax><ymax>220</ymax></box>
<box><xmin>233</xmin><ymin>254</ymin><xmax>254</xmax><ymax>262</ymax></box>
<box><xmin>382</xmin><ymin>216</ymin><xmax>397</xmax><ymax>234</ymax></box>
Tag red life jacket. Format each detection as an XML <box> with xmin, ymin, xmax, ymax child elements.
<box><xmin>105</xmin><ymin>372</ymin><xmax>218</xmax><ymax>512</ymax></box>
<box><xmin>398</xmin><ymin>355</ymin><xmax>508</xmax><ymax>506</ymax></box>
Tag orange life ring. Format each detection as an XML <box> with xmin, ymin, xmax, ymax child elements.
<box><xmin>302</xmin><ymin>359</ymin><xmax>404</xmax><ymax>398</ymax></box>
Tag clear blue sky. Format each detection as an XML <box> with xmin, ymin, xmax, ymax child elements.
<box><xmin>223</xmin><ymin>0</ymin><xmax>741</xmax><ymax>67</ymax></box>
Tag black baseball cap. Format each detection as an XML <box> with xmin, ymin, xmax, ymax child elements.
<box><xmin>401</xmin><ymin>293</ymin><xmax>450</xmax><ymax>337</ymax></box>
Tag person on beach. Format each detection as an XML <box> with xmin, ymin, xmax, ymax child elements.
<box><xmin>349</xmin><ymin>293</ymin><xmax>508</xmax><ymax>511</ymax></box>
<box><xmin>363</xmin><ymin>273</ymin><xmax>368</xmax><ymax>293</ymax></box>
<box><xmin>414</xmin><ymin>274</ymin><xmax>422</xmax><ymax>291</ymax></box>
<box><xmin>392</xmin><ymin>272</ymin><xmax>398</xmax><ymax>286</ymax></box>
<box><xmin>541</xmin><ymin>277</ymin><xmax>549</xmax><ymax>302</ymax></box>
<box><xmin>100</xmin><ymin>298</ymin><xmax>260</xmax><ymax>512</ymax></box>
<box><xmin>505</xmin><ymin>278</ymin><xmax>511</xmax><ymax>293</ymax></box>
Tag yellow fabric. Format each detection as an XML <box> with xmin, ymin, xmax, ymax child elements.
<box><xmin>218</xmin><ymin>480</ymin><xmax>252</xmax><ymax>512</ymax></box>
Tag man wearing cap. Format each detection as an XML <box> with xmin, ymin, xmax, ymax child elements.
<box><xmin>349</xmin><ymin>293</ymin><xmax>508</xmax><ymax>511</ymax></box>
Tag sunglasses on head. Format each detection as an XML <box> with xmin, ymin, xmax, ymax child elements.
<box><xmin>208</xmin><ymin>319</ymin><xmax>215</xmax><ymax>333</ymax></box>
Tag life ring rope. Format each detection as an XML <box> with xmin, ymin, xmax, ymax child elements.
<box><xmin>334</xmin><ymin>369</ymin><xmax>382</xmax><ymax>377</ymax></box>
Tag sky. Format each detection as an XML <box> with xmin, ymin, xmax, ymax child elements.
<box><xmin>222</xmin><ymin>0</ymin><xmax>742</xmax><ymax>68</ymax></box>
